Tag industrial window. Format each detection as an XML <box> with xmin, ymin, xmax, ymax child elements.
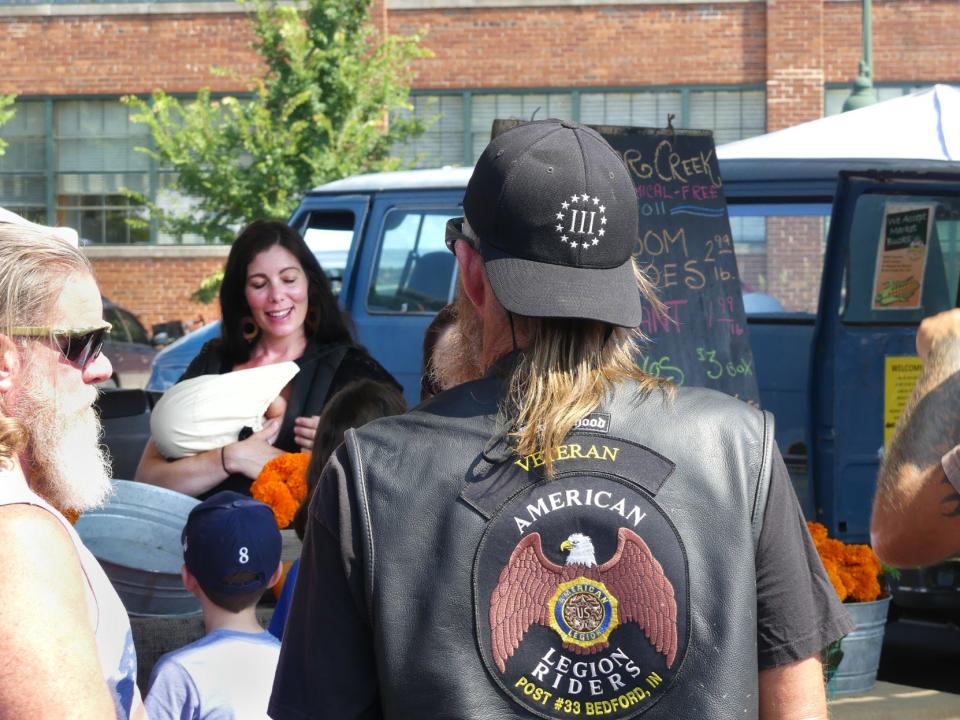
<box><xmin>823</xmin><ymin>84</ymin><xmax>946</xmax><ymax>117</ymax></box>
<box><xmin>579</xmin><ymin>91</ymin><xmax>682</xmax><ymax>129</ymax></box>
<box><xmin>470</xmin><ymin>93</ymin><xmax>573</xmax><ymax>161</ymax></box>
<box><xmin>688</xmin><ymin>90</ymin><xmax>765</xmax><ymax>145</ymax></box>
<box><xmin>55</xmin><ymin>101</ymin><xmax>151</xmax><ymax>244</ymax></box>
<box><xmin>0</xmin><ymin>100</ymin><xmax>47</xmax><ymax>223</ymax></box>
<box><xmin>393</xmin><ymin>94</ymin><xmax>465</xmax><ymax>168</ymax></box>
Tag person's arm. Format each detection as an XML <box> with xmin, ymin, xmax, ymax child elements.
<box><xmin>0</xmin><ymin>504</ymin><xmax>116</xmax><ymax>718</ymax></box>
<box><xmin>872</xmin><ymin>308</ymin><xmax>960</xmax><ymax>567</ymax></box>
<box><xmin>134</xmin><ymin>419</ymin><xmax>283</xmax><ymax>496</ymax></box>
<box><xmin>269</xmin><ymin>444</ymin><xmax>382</xmax><ymax>720</ymax></box>
<box><xmin>755</xmin><ymin>453</ymin><xmax>854</xmax><ymax>716</ymax></box>
<box><xmin>759</xmin><ymin>657</ymin><xmax>827</xmax><ymax>720</ymax></box>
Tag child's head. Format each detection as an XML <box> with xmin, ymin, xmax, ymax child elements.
<box><xmin>181</xmin><ymin>491</ymin><xmax>282</xmax><ymax>613</ymax></box>
<box><xmin>293</xmin><ymin>380</ymin><xmax>407</xmax><ymax>539</ymax></box>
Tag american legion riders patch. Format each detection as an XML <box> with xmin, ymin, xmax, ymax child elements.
<box><xmin>472</xmin><ymin>462</ymin><xmax>689</xmax><ymax>720</ymax></box>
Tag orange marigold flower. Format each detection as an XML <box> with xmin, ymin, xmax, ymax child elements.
<box><xmin>251</xmin><ymin>452</ymin><xmax>311</xmax><ymax>528</ymax></box>
<box><xmin>806</xmin><ymin>521</ymin><xmax>829</xmax><ymax>545</ymax></box>
<box><xmin>808</xmin><ymin>523</ymin><xmax>885</xmax><ymax>603</ymax></box>
<box><xmin>821</xmin><ymin>557</ymin><xmax>849</xmax><ymax>602</ymax></box>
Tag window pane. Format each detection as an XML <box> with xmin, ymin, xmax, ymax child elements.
<box><xmin>56</xmin><ymin>101</ymin><xmax>150</xmax><ymax>173</ymax></box>
<box><xmin>842</xmin><ymin>194</ymin><xmax>960</xmax><ymax>323</ymax></box>
<box><xmin>301</xmin><ymin>210</ymin><xmax>357</xmax><ymax>298</ymax></box>
<box><xmin>580</xmin><ymin>91</ymin><xmax>682</xmax><ymax>128</ymax></box>
<box><xmin>470</xmin><ymin>93</ymin><xmax>574</xmax><ymax>163</ymax></box>
<box><xmin>57</xmin><ymin>180</ymin><xmax>149</xmax><ymax>244</ymax></box>
<box><xmin>367</xmin><ymin>208</ymin><xmax>459</xmax><ymax>313</ymax></box>
<box><xmin>688</xmin><ymin>90</ymin><xmax>765</xmax><ymax>144</ymax></box>
<box><xmin>392</xmin><ymin>95</ymin><xmax>465</xmax><ymax>169</ymax></box>
<box><xmin>728</xmin><ymin>202</ymin><xmax>832</xmax><ymax>314</ymax></box>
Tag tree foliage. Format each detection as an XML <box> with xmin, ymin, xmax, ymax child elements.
<box><xmin>0</xmin><ymin>94</ymin><xmax>15</xmax><ymax>156</ymax></box>
<box><xmin>124</xmin><ymin>0</ymin><xmax>430</xmax><ymax>244</ymax></box>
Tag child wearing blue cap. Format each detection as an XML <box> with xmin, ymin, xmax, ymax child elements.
<box><xmin>145</xmin><ymin>491</ymin><xmax>283</xmax><ymax>720</ymax></box>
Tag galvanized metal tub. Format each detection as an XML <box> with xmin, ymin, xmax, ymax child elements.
<box><xmin>75</xmin><ymin>480</ymin><xmax>201</xmax><ymax>617</ymax></box>
<box><xmin>831</xmin><ymin>595</ymin><xmax>891</xmax><ymax>696</ymax></box>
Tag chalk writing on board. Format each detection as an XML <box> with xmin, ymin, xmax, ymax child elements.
<box><xmin>597</xmin><ymin>125</ymin><xmax>759</xmax><ymax>403</ymax></box>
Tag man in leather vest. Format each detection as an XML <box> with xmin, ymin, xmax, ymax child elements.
<box><xmin>270</xmin><ymin>120</ymin><xmax>852</xmax><ymax>720</ymax></box>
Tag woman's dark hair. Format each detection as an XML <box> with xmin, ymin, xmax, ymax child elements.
<box><xmin>219</xmin><ymin>219</ymin><xmax>351</xmax><ymax>364</ymax></box>
<box><xmin>292</xmin><ymin>380</ymin><xmax>407</xmax><ymax>539</ymax></box>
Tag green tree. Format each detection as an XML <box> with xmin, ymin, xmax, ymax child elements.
<box><xmin>124</xmin><ymin>0</ymin><xmax>430</xmax><ymax>246</ymax></box>
<box><xmin>0</xmin><ymin>94</ymin><xmax>15</xmax><ymax>156</ymax></box>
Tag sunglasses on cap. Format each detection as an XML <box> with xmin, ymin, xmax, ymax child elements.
<box><xmin>8</xmin><ymin>322</ymin><xmax>112</xmax><ymax>369</ymax></box>
<box><xmin>444</xmin><ymin>217</ymin><xmax>479</xmax><ymax>253</ymax></box>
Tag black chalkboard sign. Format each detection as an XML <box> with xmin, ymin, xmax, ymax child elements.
<box><xmin>595</xmin><ymin>125</ymin><xmax>758</xmax><ymax>404</ymax></box>
<box><xmin>491</xmin><ymin>120</ymin><xmax>759</xmax><ymax>404</ymax></box>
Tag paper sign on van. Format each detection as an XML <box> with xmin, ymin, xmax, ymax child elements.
<box><xmin>573</xmin><ymin>412</ymin><xmax>611</xmax><ymax>434</ymax></box>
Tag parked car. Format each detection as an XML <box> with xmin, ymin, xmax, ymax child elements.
<box><xmin>101</xmin><ymin>298</ymin><xmax>158</xmax><ymax>389</ymax></box>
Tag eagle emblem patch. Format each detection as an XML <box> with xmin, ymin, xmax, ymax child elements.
<box><xmin>474</xmin><ymin>474</ymin><xmax>688</xmax><ymax>719</ymax></box>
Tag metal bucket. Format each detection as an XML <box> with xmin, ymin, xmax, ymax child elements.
<box><xmin>75</xmin><ymin>480</ymin><xmax>201</xmax><ymax>617</ymax></box>
<box><xmin>830</xmin><ymin>595</ymin><xmax>891</xmax><ymax>696</ymax></box>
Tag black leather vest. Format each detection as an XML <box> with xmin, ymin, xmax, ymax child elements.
<box><xmin>344</xmin><ymin>374</ymin><xmax>774</xmax><ymax>720</ymax></box>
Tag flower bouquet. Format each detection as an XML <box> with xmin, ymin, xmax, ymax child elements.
<box><xmin>251</xmin><ymin>452</ymin><xmax>310</xmax><ymax>529</ymax></box>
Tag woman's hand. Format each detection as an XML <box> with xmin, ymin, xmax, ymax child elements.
<box><xmin>223</xmin><ymin>418</ymin><xmax>284</xmax><ymax>478</ymax></box>
<box><xmin>293</xmin><ymin>415</ymin><xmax>321</xmax><ymax>452</ymax></box>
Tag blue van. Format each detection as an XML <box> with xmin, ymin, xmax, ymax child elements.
<box><xmin>143</xmin><ymin>161</ymin><xmax>960</xmax><ymax>544</ymax></box>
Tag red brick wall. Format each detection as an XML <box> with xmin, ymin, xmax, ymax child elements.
<box><xmin>0</xmin><ymin>14</ymin><xmax>262</xmax><ymax>96</ymax></box>
<box><xmin>88</xmin><ymin>254</ymin><xmax>226</xmax><ymax>334</ymax></box>
<box><xmin>824</xmin><ymin>0</ymin><xmax>960</xmax><ymax>84</ymax></box>
<box><xmin>766</xmin><ymin>0</ymin><xmax>823</xmax><ymax>131</ymax></box>
<box><xmin>394</xmin><ymin>4</ymin><xmax>767</xmax><ymax>89</ymax></box>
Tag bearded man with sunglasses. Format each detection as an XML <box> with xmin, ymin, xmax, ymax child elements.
<box><xmin>0</xmin><ymin>222</ymin><xmax>144</xmax><ymax>718</ymax></box>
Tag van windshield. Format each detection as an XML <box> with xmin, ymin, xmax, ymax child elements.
<box><xmin>728</xmin><ymin>201</ymin><xmax>832</xmax><ymax>316</ymax></box>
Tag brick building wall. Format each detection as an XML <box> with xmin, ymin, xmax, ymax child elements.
<box><xmin>392</xmin><ymin>3</ymin><xmax>766</xmax><ymax>89</ymax></box>
<box><xmin>85</xmin><ymin>247</ymin><xmax>228</xmax><ymax>334</ymax></box>
<box><xmin>0</xmin><ymin>13</ymin><xmax>263</xmax><ymax>96</ymax></box>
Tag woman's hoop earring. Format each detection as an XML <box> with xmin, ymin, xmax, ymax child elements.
<box><xmin>241</xmin><ymin>317</ymin><xmax>260</xmax><ymax>343</ymax></box>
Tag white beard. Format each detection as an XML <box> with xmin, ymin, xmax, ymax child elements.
<box><xmin>17</xmin><ymin>357</ymin><xmax>113</xmax><ymax>512</ymax></box>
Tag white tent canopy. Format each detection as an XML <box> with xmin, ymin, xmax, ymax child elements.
<box><xmin>717</xmin><ymin>84</ymin><xmax>960</xmax><ymax>162</ymax></box>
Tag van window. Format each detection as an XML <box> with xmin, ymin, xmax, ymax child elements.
<box><xmin>301</xmin><ymin>210</ymin><xmax>356</xmax><ymax>297</ymax></box>
<box><xmin>367</xmin><ymin>208</ymin><xmax>459</xmax><ymax>313</ymax></box>
<box><xmin>728</xmin><ymin>202</ymin><xmax>832</xmax><ymax>315</ymax></box>
<box><xmin>842</xmin><ymin>193</ymin><xmax>960</xmax><ymax>323</ymax></box>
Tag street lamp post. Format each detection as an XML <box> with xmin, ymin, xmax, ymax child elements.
<box><xmin>843</xmin><ymin>0</ymin><xmax>878</xmax><ymax>112</ymax></box>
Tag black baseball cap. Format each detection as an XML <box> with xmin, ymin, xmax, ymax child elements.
<box><xmin>181</xmin><ymin>491</ymin><xmax>282</xmax><ymax>596</ymax></box>
<box><xmin>462</xmin><ymin>119</ymin><xmax>642</xmax><ymax>327</ymax></box>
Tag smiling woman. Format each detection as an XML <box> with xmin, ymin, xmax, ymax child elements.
<box><xmin>133</xmin><ymin>220</ymin><xmax>401</xmax><ymax>500</ymax></box>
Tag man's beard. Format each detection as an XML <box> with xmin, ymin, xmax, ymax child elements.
<box><xmin>16</xmin><ymin>356</ymin><xmax>113</xmax><ymax>512</ymax></box>
<box><xmin>430</xmin><ymin>284</ymin><xmax>485</xmax><ymax>392</ymax></box>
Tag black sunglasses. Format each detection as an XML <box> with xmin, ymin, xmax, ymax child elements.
<box><xmin>445</xmin><ymin>217</ymin><xmax>479</xmax><ymax>253</ymax></box>
<box><xmin>9</xmin><ymin>323</ymin><xmax>111</xmax><ymax>369</ymax></box>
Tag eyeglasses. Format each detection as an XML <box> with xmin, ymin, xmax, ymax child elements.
<box><xmin>8</xmin><ymin>322</ymin><xmax>112</xmax><ymax>369</ymax></box>
<box><xmin>445</xmin><ymin>217</ymin><xmax>479</xmax><ymax>253</ymax></box>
